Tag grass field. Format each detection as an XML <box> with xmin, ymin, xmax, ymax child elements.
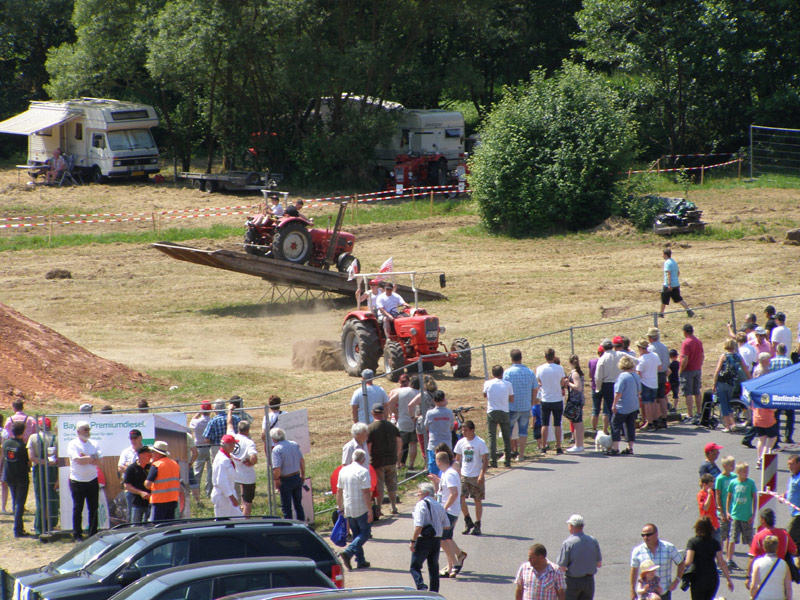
<box><xmin>1</xmin><ymin>168</ymin><xmax>799</xmax><ymax>569</ymax></box>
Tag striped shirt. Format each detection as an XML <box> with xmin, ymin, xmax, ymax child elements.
<box><xmin>631</xmin><ymin>540</ymin><xmax>682</xmax><ymax>588</ymax></box>
<box><xmin>770</xmin><ymin>355</ymin><xmax>792</xmax><ymax>372</ymax></box>
<box><xmin>504</xmin><ymin>363</ymin><xmax>539</xmax><ymax>412</ymax></box>
<box><xmin>515</xmin><ymin>560</ymin><xmax>566</xmax><ymax>600</ymax></box>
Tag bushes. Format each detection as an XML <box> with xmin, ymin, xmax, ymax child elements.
<box><xmin>469</xmin><ymin>63</ymin><xmax>638</xmax><ymax>236</ymax></box>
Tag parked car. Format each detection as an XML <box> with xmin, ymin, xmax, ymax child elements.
<box><xmin>11</xmin><ymin>526</ymin><xmax>143</xmax><ymax>590</ymax></box>
<box><xmin>219</xmin><ymin>588</ymin><xmax>447</xmax><ymax>600</ymax></box>
<box><xmin>10</xmin><ymin>517</ymin><xmax>344</xmax><ymax>600</ymax></box>
<box><xmin>105</xmin><ymin>557</ymin><xmax>335</xmax><ymax>600</ymax></box>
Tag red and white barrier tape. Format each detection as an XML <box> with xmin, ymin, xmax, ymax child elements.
<box><xmin>628</xmin><ymin>157</ymin><xmax>740</xmax><ymax>175</ymax></box>
<box><xmin>759</xmin><ymin>490</ymin><xmax>800</xmax><ymax>513</ymax></box>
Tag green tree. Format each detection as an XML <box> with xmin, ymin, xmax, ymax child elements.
<box><xmin>470</xmin><ymin>63</ymin><xmax>637</xmax><ymax>236</ymax></box>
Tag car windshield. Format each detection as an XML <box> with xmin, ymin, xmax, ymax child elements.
<box><xmin>51</xmin><ymin>535</ymin><xmax>120</xmax><ymax>574</ymax></box>
<box><xmin>107</xmin><ymin>129</ymin><xmax>155</xmax><ymax>151</ymax></box>
<box><xmin>84</xmin><ymin>539</ymin><xmax>149</xmax><ymax>578</ymax></box>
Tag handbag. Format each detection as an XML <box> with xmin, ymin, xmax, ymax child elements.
<box><xmin>783</xmin><ymin>553</ymin><xmax>800</xmax><ymax>584</ymax></box>
<box><xmin>564</xmin><ymin>388</ymin><xmax>582</xmax><ymax>422</ymax></box>
<box><xmin>419</xmin><ymin>499</ymin><xmax>437</xmax><ymax>538</ymax></box>
<box><xmin>330</xmin><ymin>512</ymin><xmax>348</xmax><ymax>547</ymax></box>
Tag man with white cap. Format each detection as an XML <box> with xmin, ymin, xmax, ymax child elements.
<box><xmin>350</xmin><ymin>369</ymin><xmax>389</xmax><ymax>424</ymax></box>
<box><xmin>67</xmin><ymin>420</ymin><xmax>100</xmax><ymax>540</ymax></box>
<box><xmin>144</xmin><ymin>441</ymin><xmax>180</xmax><ymax>521</ymax></box>
<box><xmin>557</xmin><ymin>514</ymin><xmax>602</xmax><ymax>600</ymax></box>
<box><xmin>211</xmin><ymin>434</ymin><xmax>243</xmax><ymax>517</ymax></box>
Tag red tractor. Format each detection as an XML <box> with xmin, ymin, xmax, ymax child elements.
<box><xmin>244</xmin><ymin>198</ymin><xmax>359</xmax><ymax>272</ymax></box>
<box><xmin>340</xmin><ymin>273</ymin><xmax>471</xmax><ymax>381</ymax></box>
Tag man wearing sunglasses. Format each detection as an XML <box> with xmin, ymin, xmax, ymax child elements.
<box><xmin>630</xmin><ymin>524</ymin><xmax>685</xmax><ymax>600</ymax></box>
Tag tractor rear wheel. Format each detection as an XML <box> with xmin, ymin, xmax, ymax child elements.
<box><xmin>341</xmin><ymin>319</ymin><xmax>381</xmax><ymax>377</ymax></box>
<box><xmin>272</xmin><ymin>222</ymin><xmax>312</xmax><ymax>264</ymax></box>
<box><xmin>384</xmin><ymin>340</ymin><xmax>405</xmax><ymax>381</ymax></box>
<box><xmin>451</xmin><ymin>337</ymin><xmax>471</xmax><ymax>378</ymax></box>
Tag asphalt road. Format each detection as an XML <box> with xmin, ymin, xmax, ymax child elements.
<box><xmin>342</xmin><ymin>424</ymin><xmax>795</xmax><ymax>599</ymax></box>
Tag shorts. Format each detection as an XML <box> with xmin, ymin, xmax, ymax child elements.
<box><xmin>377</xmin><ymin>464</ymin><xmax>398</xmax><ymax>493</ymax></box>
<box><xmin>239</xmin><ymin>482</ymin><xmax>256</xmax><ymax>503</ymax></box>
<box><xmin>661</xmin><ymin>285</ymin><xmax>683</xmax><ymax>305</ymax></box>
<box><xmin>541</xmin><ymin>402</ymin><xmax>563</xmax><ymax>427</ymax></box>
<box><xmin>719</xmin><ymin>518</ymin><xmax>731</xmax><ymax>542</ymax></box>
<box><xmin>641</xmin><ymin>385</ymin><xmax>657</xmax><ymax>404</ymax></box>
<box><xmin>188</xmin><ymin>467</ymin><xmax>198</xmax><ymax>489</ymax></box>
<box><xmin>400</xmin><ymin>431</ymin><xmax>417</xmax><ymax>447</ymax></box>
<box><xmin>755</xmin><ymin>423</ymin><xmax>779</xmax><ymax>438</ymax></box>
<box><xmin>509</xmin><ymin>410</ymin><xmax>530</xmax><ymax>438</ymax></box>
<box><xmin>461</xmin><ymin>476</ymin><xmax>485</xmax><ymax>500</ymax></box>
<box><xmin>427</xmin><ymin>450</ymin><xmax>441</xmax><ymax>476</ymax></box>
<box><xmin>656</xmin><ymin>372</ymin><xmax>667</xmax><ymax>399</ymax></box>
<box><xmin>601</xmin><ymin>382</ymin><xmax>615</xmax><ymax>417</ymax></box>
<box><xmin>680</xmin><ymin>370</ymin><xmax>702</xmax><ymax>397</ymax></box>
<box><xmin>732</xmin><ymin>519</ymin><xmax>754</xmax><ymax>544</ymax></box>
<box><xmin>591</xmin><ymin>390</ymin><xmax>603</xmax><ymax>417</ymax></box>
<box><xmin>441</xmin><ymin>513</ymin><xmax>458</xmax><ymax>540</ymax></box>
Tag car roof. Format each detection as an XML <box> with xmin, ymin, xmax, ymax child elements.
<box><xmin>120</xmin><ymin>516</ymin><xmax>313</xmax><ymax>543</ymax></box>
<box><xmin>221</xmin><ymin>588</ymin><xmax>446</xmax><ymax>600</ymax></box>
<box><xmin>138</xmin><ymin>557</ymin><xmax>319</xmax><ymax>585</ymax></box>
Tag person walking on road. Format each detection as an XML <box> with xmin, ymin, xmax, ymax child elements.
<box><xmin>336</xmin><ymin>449</ymin><xmax>373</xmax><ymax>570</ymax></box>
<box><xmin>630</xmin><ymin>523</ymin><xmax>685</xmax><ymax>600</ymax></box>
<box><xmin>516</xmin><ymin>543</ymin><xmax>567</xmax><ymax>600</ymax></box>
<box><xmin>409</xmin><ymin>481</ymin><xmax>450</xmax><ymax>592</ymax></box>
<box><xmin>684</xmin><ymin>516</ymin><xmax>734</xmax><ymax>600</ymax></box>
<box><xmin>557</xmin><ymin>514</ymin><xmax>602</xmax><ymax>600</ymax></box>
<box><xmin>658</xmin><ymin>248</ymin><xmax>694</xmax><ymax>319</ymax></box>
<box><xmin>428</xmin><ymin>451</ymin><xmax>467</xmax><ymax>578</ymax></box>
<box><xmin>454</xmin><ymin>419</ymin><xmax>488</xmax><ymax>536</ymax></box>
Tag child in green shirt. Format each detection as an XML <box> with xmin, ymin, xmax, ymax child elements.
<box><xmin>725</xmin><ymin>462</ymin><xmax>757</xmax><ymax>571</ymax></box>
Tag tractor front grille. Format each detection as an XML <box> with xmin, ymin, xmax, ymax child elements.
<box><xmin>425</xmin><ymin>317</ymin><xmax>439</xmax><ymax>341</ymax></box>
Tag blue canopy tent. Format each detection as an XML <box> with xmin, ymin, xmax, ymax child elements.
<box><xmin>741</xmin><ymin>362</ymin><xmax>800</xmax><ymax>409</ymax></box>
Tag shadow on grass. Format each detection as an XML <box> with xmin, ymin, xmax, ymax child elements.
<box><xmin>198</xmin><ymin>296</ymin><xmax>352</xmax><ymax>318</ymax></box>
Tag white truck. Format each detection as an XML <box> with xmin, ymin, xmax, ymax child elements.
<box><xmin>374</xmin><ymin>108</ymin><xmax>466</xmax><ymax>174</ymax></box>
<box><xmin>0</xmin><ymin>97</ymin><xmax>160</xmax><ymax>182</ymax></box>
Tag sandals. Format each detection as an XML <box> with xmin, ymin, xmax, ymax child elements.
<box><xmin>440</xmin><ymin>567</ymin><xmax>451</xmax><ymax>578</ymax></box>
<box><xmin>620</xmin><ymin>448</ymin><xmax>634</xmax><ymax>455</ymax></box>
<box><xmin>604</xmin><ymin>449</ymin><xmax>620</xmax><ymax>456</ymax></box>
<box><xmin>453</xmin><ymin>551</ymin><xmax>467</xmax><ymax>574</ymax></box>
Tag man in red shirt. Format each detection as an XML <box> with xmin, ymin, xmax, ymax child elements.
<box><xmin>679</xmin><ymin>323</ymin><xmax>705</xmax><ymax>424</ymax></box>
<box><xmin>745</xmin><ymin>507</ymin><xmax>797</xmax><ymax>588</ymax></box>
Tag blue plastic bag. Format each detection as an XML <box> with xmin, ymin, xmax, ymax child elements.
<box><xmin>331</xmin><ymin>511</ymin><xmax>347</xmax><ymax>547</ymax></box>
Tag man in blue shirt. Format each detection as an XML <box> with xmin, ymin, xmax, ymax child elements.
<box><xmin>503</xmin><ymin>349</ymin><xmax>539</xmax><ymax>461</ymax></box>
<box><xmin>785</xmin><ymin>455</ymin><xmax>800</xmax><ymax>548</ymax></box>
<box><xmin>659</xmin><ymin>248</ymin><xmax>694</xmax><ymax>319</ymax></box>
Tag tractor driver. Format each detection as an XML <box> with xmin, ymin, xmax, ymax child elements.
<box><xmin>285</xmin><ymin>199</ymin><xmax>305</xmax><ymax>218</ymax></box>
<box><xmin>376</xmin><ymin>282</ymin><xmax>408</xmax><ymax>337</ymax></box>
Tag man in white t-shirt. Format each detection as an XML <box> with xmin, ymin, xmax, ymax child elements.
<box><xmin>375</xmin><ymin>282</ymin><xmax>407</xmax><ymax>337</ymax></box>
<box><xmin>483</xmin><ymin>364</ymin><xmax>514</xmax><ymax>468</ymax></box>
<box><xmin>336</xmin><ymin>449</ymin><xmax>373</xmax><ymax>570</ymax></box>
<box><xmin>67</xmin><ymin>421</ymin><xmax>101</xmax><ymax>541</ymax></box>
<box><xmin>454</xmin><ymin>420</ymin><xmax>488</xmax><ymax>536</ymax></box>
<box><xmin>536</xmin><ymin>349</ymin><xmax>567</xmax><ymax>454</ymax></box>
<box><xmin>227</xmin><ymin>408</ymin><xmax>258</xmax><ymax>517</ymax></box>
<box><xmin>429</xmin><ymin>451</ymin><xmax>467</xmax><ymax>578</ymax></box>
<box><xmin>771</xmin><ymin>312</ymin><xmax>792</xmax><ymax>353</ymax></box>
<box><xmin>635</xmin><ymin>340</ymin><xmax>662</xmax><ymax>432</ymax></box>
<box><xmin>350</xmin><ymin>369</ymin><xmax>390</xmax><ymax>424</ymax></box>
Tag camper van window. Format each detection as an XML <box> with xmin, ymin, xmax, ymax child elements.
<box><xmin>111</xmin><ymin>110</ymin><xmax>149</xmax><ymax>121</ymax></box>
<box><xmin>107</xmin><ymin>129</ymin><xmax>155</xmax><ymax>151</ymax></box>
<box><xmin>92</xmin><ymin>134</ymin><xmax>105</xmax><ymax>149</ymax></box>
<box><xmin>75</xmin><ymin>123</ymin><xmax>83</xmax><ymax>140</ymax></box>
<box><xmin>445</xmin><ymin>129</ymin><xmax>461</xmax><ymax>138</ymax></box>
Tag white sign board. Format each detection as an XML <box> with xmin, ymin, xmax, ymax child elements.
<box><xmin>275</xmin><ymin>409</ymin><xmax>311</xmax><ymax>454</ymax></box>
<box><xmin>58</xmin><ymin>414</ymin><xmax>156</xmax><ymax>455</ymax></box>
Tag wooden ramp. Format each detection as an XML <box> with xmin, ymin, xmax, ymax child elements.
<box><xmin>152</xmin><ymin>242</ymin><xmax>447</xmax><ymax>301</ymax></box>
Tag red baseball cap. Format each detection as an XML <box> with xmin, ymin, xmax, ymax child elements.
<box><xmin>38</xmin><ymin>417</ymin><xmax>52</xmax><ymax>429</ymax></box>
<box><xmin>201</xmin><ymin>402</ymin><xmax>212</xmax><ymax>411</ymax></box>
<box><xmin>612</xmin><ymin>336</ymin><xmax>624</xmax><ymax>345</ymax></box>
<box><xmin>704</xmin><ymin>442</ymin><xmax>723</xmax><ymax>453</ymax></box>
<box><xmin>597</xmin><ymin>345</ymin><xmax>605</xmax><ymax>354</ymax></box>
<box><xmin>221</xmin><ymin>434</ymin><xmax>236</xmax><ymax>445</ymax></box>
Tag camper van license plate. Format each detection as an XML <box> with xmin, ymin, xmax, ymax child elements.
<box><xmin>131</xmin><ymin>171</ymin><xmax>144</xmax><ymax>176</ymax></box>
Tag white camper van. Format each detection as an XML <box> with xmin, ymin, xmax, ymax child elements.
<box><xmin>0</xmin><ymin>97</ymin><xmax>160</xmax><ymax>182</ymax></box>
<box><xmin>374</xmin><ymin>109</ymin><xmax>465</xmax><ymax>172</ymax></box>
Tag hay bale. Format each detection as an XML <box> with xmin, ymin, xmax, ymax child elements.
<box><xmin>45</xmin><ymin>269</ymin><xmax>72</xmax><ymax>280</ymax></box>
<box><xmin>292</xmin><ymin>339</ymin><xmax>342</xmax><ymax>371</ymax></box>
<box><xmin>786</xmin><ymin>228</ymin><xmax>800</xmax><ymax>242</ymax></box>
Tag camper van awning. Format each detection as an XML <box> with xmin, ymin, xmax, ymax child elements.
<box><xmin>0</xmin><ymin>107</ymin><xmax>81</xmax><ymax>135</ymax></box>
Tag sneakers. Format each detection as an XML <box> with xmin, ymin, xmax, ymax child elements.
<box><xmin>691</xmin><ymin>415</ymin><xmax>701</xmax><ymax>425</ymax></box>
<box><xmin>566</xmin><ymin>446</ymin><xmax>584</xmax><ymax>453</ymax></box>
<box><xmin>687</xmin><ymin>309</ymin><xmax>695</xmax><ymax>317</ymax></box>
<box><xmin>556</xmin><ymin>448</ymin><xmax>564</xmax><ymax>455</ymax></box>
<box><xmin>658</xmin><ymin>313</ymin><xmax>665</xmax><ymax>318</ymax></box>
<box><xmin>355</xmin><ymin>562</ymin><xmax>371</xmax><ymax>569</ymax></box>
<box><xmin>727</xmin><ymin>559</ymin><xmax>739</xmax><ymax>570</ymax></box>
<box><xmin>681</xmin><ymin>416</ymin><xmax>694</xmax><ymax>424</ymax></box>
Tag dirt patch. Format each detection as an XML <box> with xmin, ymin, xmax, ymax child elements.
<box><xmin>0</xmin><ymin>302</ymin><xmax>150</xmax><ymax>405</ymax></box>
<box><xmin>589</xmin><ymin>216</ymin><xmax>638</xmax><ymax>237</ymax></box>
<box><xmin>292</xmin><ymin>339</ymin><xmax>343</xmax><ymax>371</ymax></box>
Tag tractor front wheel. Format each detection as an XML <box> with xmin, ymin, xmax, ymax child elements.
<box><xmin>451</xmin><ymin>337</ymin><xmax>471</xmax><ymax>378</ymax></box>
<box><xmin>244</xmin><ymin>228</ymin><xmax>267</xmax><ymax>256</ymax></box>
<box><xmin>384</xmin><ymin>340</ymin><xmax>405</xmax><ymax>381</ymax></box>
<box><xmin>341</xmin><ymin>319</ymin><xmax>381</xmax><ymax>377</ymax></box>
<box><xmin>336</xmin><ymin>252</ymin><xmax>361</xmax><ymax>274</ymax></box>
<box><xmin>272</xmin><ymin>222</ymin><xmax>312</xmax><ymax>264</ymax></box>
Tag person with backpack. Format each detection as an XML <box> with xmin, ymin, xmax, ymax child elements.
<box><xmin>713</xmin><ymin>339</ymin><xmax>751</xmax><ymax>433</ymax></box>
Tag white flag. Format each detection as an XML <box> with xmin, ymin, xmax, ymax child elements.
<box><xmin>379</xmin><ymin>257</ymin><xmax>393</xmax><ymax>273</ymax></box>
<box><xmin>347</xmin><ymin>259</ymin><xmax>360</xmax><ymax>281</ymax></box>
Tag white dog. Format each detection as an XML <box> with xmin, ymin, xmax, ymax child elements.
<box><xmin>594</xmin><ymin>430</ymin><xmax>612</xmax><ymax>453</ymax></box>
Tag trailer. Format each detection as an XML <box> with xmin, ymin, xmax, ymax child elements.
<box><xmin>179</xmin><ymin>170</ymin><xmax>282</xmax><ymax>193</ymax></box>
